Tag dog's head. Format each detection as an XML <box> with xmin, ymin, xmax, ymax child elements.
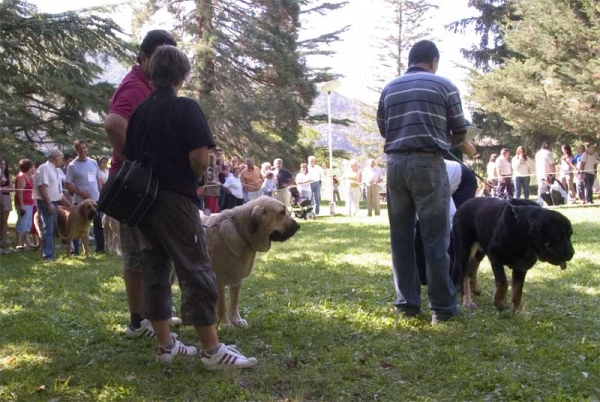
<box><xmin>79</xmin><ymin>199</ymin><xmax>98</xmax><ymax>221</ymax></box>
<box><xmin>529</xmin><ymin>208</ymin><xmax>574</xmax><ymax>269</ymax></box>
<box><xmin>247</xmin><ymin>196</ymin><xmax>300</xmax><ymax>252</ymax></box>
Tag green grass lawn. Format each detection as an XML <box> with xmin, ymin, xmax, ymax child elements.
<box><xmin>1</xmin><ymin>206</ymin><xmax>599</xmax><ymax>401</ymax></box>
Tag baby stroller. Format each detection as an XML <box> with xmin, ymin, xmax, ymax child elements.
<box><xmin>289</xmin><ymin>187</ymin><xmax>315</xmax><ymax>220</ymax></box>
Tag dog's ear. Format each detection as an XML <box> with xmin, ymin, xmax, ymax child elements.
<box><xmin>79</xmin><ymin>203</ymin><xmax>88</xmax><ymax>219</ymax></box>
<box><xmin>248</xmin><ymin>205</ymin><xmax>265</xmax><ymax>234</ymax></box>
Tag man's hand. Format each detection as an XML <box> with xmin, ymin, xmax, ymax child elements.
<box><xmin>48</xmin><ymin>203</ymin><xmax>56</xmax><ymax>215</ymax></box>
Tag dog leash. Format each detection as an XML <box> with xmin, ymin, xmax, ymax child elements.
<box><xmin>446</xmin><ymin>151</ymin><xmax>492</xmax><ymax>185</ymax></box>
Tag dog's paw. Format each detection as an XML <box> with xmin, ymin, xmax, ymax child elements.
<box><xmin>462</xmin><ymin>300</ymin><xmax>477</xmax><ymax>309</ymax></box>
<box><xmin>231</xmin><ymin>318</ymin><xmax>248</xmax><ymax>328</ymax></box>
<box><xmin>493</xmin><ymin>299</ymin><xmax>507</xmax><ymax>311</ymax></box>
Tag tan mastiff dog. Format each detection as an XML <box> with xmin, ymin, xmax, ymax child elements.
<box><xmin>202</xmin><ymin>196</ymin><xmax>300</xmax><ymax>327</ymax></box>
<box><xmin>35</xmin><ymin>199</ymin><xmax>98</xmax><ymax>258</ymax></box>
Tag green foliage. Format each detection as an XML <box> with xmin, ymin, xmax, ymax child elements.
<box><xmin>468</xmin><ymin>0</ymin><xmax>600</xmax><ymax>141</ymax></box>
<box><xmin>0</xmin><ymin>0</ymin><xmax>133</xmax><ymax>164</ymax></box>
<box><xmin>1</xmin><ymin>206</ymin><xmax>599</xmax><ymax>400</ymax></box>
<box><xmin>135</xmin><ymin>0</ymin><xmax>348</xmax><ymax>161</ymax></box>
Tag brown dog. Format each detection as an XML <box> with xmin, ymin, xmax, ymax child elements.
<box><xmin>34</xmin><ymin>199</ymin><xmax>98</xmax><ymax>258</ymax></box>
<box><xmin>201</xmin><ymin>196</ymin><xmax>300</xmax><ymax>327</ymax></box>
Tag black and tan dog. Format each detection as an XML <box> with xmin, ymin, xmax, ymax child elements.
<box><xmin>452</xmin><ymin>198</ymin><xmax>574</xmax><ymax>311</ymax></box>
<box><xmin>201</xmin><ymin>196</ymin><xmax>300</xmax><ymax>327</ymax></box>
<box><xmin>35</xmin><ymin>199</ymin><xmax>98</xmax><ymax>258</ymax></box>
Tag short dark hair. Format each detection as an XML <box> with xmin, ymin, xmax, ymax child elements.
<box><xmin>73</xmin><ymin>139</ymin><xmax>87</xmax><ymax>151</ymax></box>
<box><xmin>137</xmin><ymin>30</ymin><xmax>176</xmax><ymax>63</ymax></box>
<box><xmin>149</xmin><ymin>45</ymin><xmax>191</xmax><ymax>90</ymax></box>
<box><xmin>408</xmin><ymin>40</ymin><xmax>440</xmax><ymax>66</ymax></box>
<box><xmin>542</xmin><ymin>141</ymin><xmax>550</xmax><ymax>150</ymax></box>
<box><xmin>19</xmin><ymin>158</ymin><xmax>33</xmax><ymax>173</ymax></box>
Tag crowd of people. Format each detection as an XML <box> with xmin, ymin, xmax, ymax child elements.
<box><xmin>483</xmin><ymin>142</ymin><xmax>598</xmax><ymax>205</ymax></box>
<box><xmin>0</xmin><ymin>144</ymin><xmax>108</xmax><ymax>257</ymax></box>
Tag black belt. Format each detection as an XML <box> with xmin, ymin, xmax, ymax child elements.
<box><xmin>395</xmin><ymin>148</ymin><xmax>442</xmax><ymax>155</ymax></box>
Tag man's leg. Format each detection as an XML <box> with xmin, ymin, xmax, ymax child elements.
<box><xmin>387</xmin><ymin>153</ymin><xmax>421</xmax><ymax>316</ymax></box>
<box><xmin>120</xmin><ymin>225</ymin><xmax>146</xmax><ymax>334</ymax></box>
<box><xmin>366</xmin><ymin>184</ymin><xmax>373</xmax><ymax>216</ymax></box>
<box><xmin>584</xmin><ymin>173</ymin><xmax>595</xmax><ymax>203</ymax></box>
<box><xmin>37</xmin><ymin>201</ymin><xmax>56</xmax><ymax>260</ymax></box>
<box><xmin>409</xmin><ymin>153</ymin><xmax>458</xmax><ymax>321</ymax></box>
<box><xmin>310</xmin><ymin>181</ymin><xmax>320</xmax><ymax>215</ymax></box>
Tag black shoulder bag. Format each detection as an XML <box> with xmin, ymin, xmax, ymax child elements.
<box><xmin>98</xmin><ymin>116</ymin><xmax>159</xmax><ymax>228</ymax></box>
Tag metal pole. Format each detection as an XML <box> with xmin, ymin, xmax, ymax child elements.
<box><xmin>327</xmin><ymin>91</ymin><xmax>335</xmax><ymax>216</ymax></box>
<box><xmin>327</xmin><ymin>91</ymin><xmax>333</xmax><ymax>171</ymax></box>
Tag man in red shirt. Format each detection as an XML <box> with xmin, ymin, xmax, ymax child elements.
<box><xmin>104</xmin><ymin>30</ymin><xmax>179</xmax><ymax>338</ymax></box>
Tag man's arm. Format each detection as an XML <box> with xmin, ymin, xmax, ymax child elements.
<box><xmin>104</xmin><ymin>113</ymin><xmax>128</xmax><ymax>158</ymax></box>
<box><xmin>37</xmin><ymin>184</ymin><xmax>56</xmax><ymax>215</ymax></box>
<box><xmin>189</xmin><ymin>147</ymin><xmax>209</xmax><ymax>179</ymax></box>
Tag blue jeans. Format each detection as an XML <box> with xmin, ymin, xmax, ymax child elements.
<box><xmin>310</xmin><ymin>181</ymin><xmax>321</xmax><ymax>214</ymax></box>
<box><xmin>514</xmin><ymin>176</ymin><xmax>530</xmax><ymax>199</ymax></box>
<box><xmin>386</xmin><ymin>152</ymin><xmax>458</xmax><ymax>319</ymax></box>
<box><xmin>37</xmin><ymin>201</ymin><xmax>58</xmax><ymax>260</ymax></box>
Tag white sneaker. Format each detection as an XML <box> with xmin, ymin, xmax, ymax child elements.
<box><xmin>155</xmin><ymin>337</ymin><xmax>197</xmax><ymax>365</ymax></box>
<box><xmin>126</xmin><ymin>319</ymin><xmax>178</xmax><ymax>339</ymax></box>
<box><xmin>168</xmin><ymin>316</ymin><xmax>183</xmax><ymax>326</ymax></box>
<box><xmin>200</xmin><ymin>344</ymin><xmax>258</xmax><ymax>370</ymax></box>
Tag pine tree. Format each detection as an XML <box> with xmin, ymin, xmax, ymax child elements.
<box><xmin>371</xmin><ymin>0</ymin><xmax>438</xmax><ymax>92</ymax></box>
<box><xmin>135</xmin><ymin>0</ymin><xmax>348</xmax><ymax>164</ymax></box>
<box><xmin>468</xmin><ymin>0</ymin><xmax>600</xmax><ymax>142</ymax></box>
<box><xmin>0</xmin><ymin>0</ymin><xmax>132</xmax><ymax>162</ymax></box>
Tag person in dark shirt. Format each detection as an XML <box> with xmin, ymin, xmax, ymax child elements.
<box><xmin>124</xmin><ymin>45</ymin><xmax>257</xmax><ymax>369</ymax></box>
<box><xmin>272</xmin><ymin>158</ymin><xmax>293</xmax><ymax>208</ymax></box>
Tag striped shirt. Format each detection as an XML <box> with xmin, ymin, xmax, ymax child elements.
<box><xmin>377</xmin><ymin>67</ymin><xmax>467</xmax><ymax>153</ymax></box>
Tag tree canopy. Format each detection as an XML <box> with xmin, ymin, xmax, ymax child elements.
<box><xmin>467</xmin><ymin>0</ymin><xmax>600</xmax><ymax>143</ymax></box>
<box><xmin>0</xmin><ymin>0</ymin><xmax>132</xmax><ymax>162</ymax></box>
<box><xmin>135</xmin><ymin>0</ymin><xmax>348</xmax><ymax>166</ymax></box>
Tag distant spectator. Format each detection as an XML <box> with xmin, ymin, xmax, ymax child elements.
<box><xmin>362</xmin><ymin>159</ymin><xmax>383</xmax><ymax>217</ymax></box>
<box><xmin>272</xmin><ymin>158</ymin><xmax>293</xmax><ymax>208</ymax></box>
<box><xmin>307</xmin><ymin>156</ymin><xmax>324</xmax><ymax>214</ymax></box>
<box><xmin>332</xmin><ymin>175</ymin><xmax>341</xmax><ymax>202</ymax></box>
<box><xmin>511</xmin><ymin>146</ymin><xmax>534</xmax><ymax>199</ymax></box>
<box><xmin>223</xmin><ymin>166</ymin><xmax>244</xmax><ymax>209</ymax></box>
<box><xmin>14</xmin><ymin>159</ymin><xmax>35</xmax><ymax>250</ymax></box>
<box><xmin>579</xmin><ymin>143</ymin><xmax>598</xmax><ymax>204</ymax></box>
<box><xmin>495</xmin><ymin>148</ymin><xmax>513</xmax><ymax>199</ymax></box>
<box><xmin>98</xmin><ymin>156</ymin><xmax>110</xmax><ymax>189</ymax></box>
<box><xmin>486</xmin><ymin>153</ymin><xmax>498</xmax><ymax>197</ymax></box>
<box><xmin>0</xmin><ymin>157</ymin><xmax>13</xmax><ymax>248</ymax></box>
<box><xmin>540</xmin><ymin>175</ymin><xmax>568</xmax><ymax>206</ymax></box>
<box><xmin>296</xmin><ymin>163</ymin><xmax>312</xmax><ymax>200</ymax></box>
<box><xmin>344</xmin><ymin>160</ymin><xmax>362</xmax><ymax>217</ymax></box>
<box><xmin>261</xmin><ymin>170</ymin><xmax>277</xmax><ymax>196</ymax></box>
<box><xmin>239</xmin><ymin>157</ymin><xmax>262</xmax><ymax>202</ymax></box>
<box><xmin>559</xmin><ymin>144</ymin><xmax>576</xmax><ymax>202</ymax></box>
<box><xmin>203</xmin><ymin>154</ymin><xmax>221</xmax><ymax>213</ymax></box>
<box><xmin>573</xmin><ymin>144</ymin><xmax>586</xmax><ymax>202</ymax></box>
<box><xmin>535</xmin><ymin>142</ymin><xmax>556</xmax><ymax>203</ymax></box>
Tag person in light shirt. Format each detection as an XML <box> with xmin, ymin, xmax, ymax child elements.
<box><xmin>362</xmin><ymin>159</ymin><xmax>383</xmax><ymax>216</ymax></box>
<box><xmin>307</xmin><ymin>156</ymin><xmax>324</xmax><ymax>215</ymax></box>
<box><xmin>511</xmin><ymin>146</ymin><xmax>534</xmax><ymax>199</ymax></box>
<box><xmin>535</xmin><ymin>142</ymin><xmax>556</xmax><ymax>203</ymax></box>
<box><xmin>494</xmin><ymin>148</ymin><xmax>513</xmax><ymax>198</ymax></box>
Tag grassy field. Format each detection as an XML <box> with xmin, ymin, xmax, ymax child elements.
<box><xmin>0</xmin><ymin>205</ymin><xmax>599</xmax><ymax>401</ymax></box>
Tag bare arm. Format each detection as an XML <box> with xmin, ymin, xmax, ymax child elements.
<box><xmin>104</xmin><ymin>113</ymin><xmax>128</xmax><ymax>158</ymax></box>
<box><xmin>16</xmin><ymin>176</ymin><xmax>25</xmax><ymax>210</ymax></box>
<box><xmin>189</xmin><ymin>147</ymin><xmax>209</xmax><ymax>179</ymax></box>
<box><xmin>65</xmin><ymin>182</ymin><xmax>90</xmax><ymax>200</ymax></box>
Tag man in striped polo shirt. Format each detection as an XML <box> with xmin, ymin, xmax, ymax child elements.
<box><xmin>377</xmin><ymin>40</ymin><xmax>472</xmax><ymax>324</ymax></box>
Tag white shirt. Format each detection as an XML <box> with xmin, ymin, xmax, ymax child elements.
<box><xmin>512</xmin><ymin>156</ymin><xmax>534</xmax><ymax>177</ymax></box>
<box><xmin>535</xmin><ymin>149</ymin><xmax>555</xmax><ymax>179</ymax></box>
<box><xmin>581</xmin><ymin>152</ymin><xmax>598</xmax><ymax>174</ymax></box>
<box><xmin>295</xmin><ymin>172</ymin><xmax>312</xmax><ymax>194</ymax></box>
<box><xmin>496</xmin><ymin>155</ymin><xmax>512</xmax><ymax>176</ymax></box>
<box><xmin>307</xmin><ymin>164</ymin><xmax>324</xmax><ymax>182</ymax></box>
<box><xmin>34</xmin><ymin>160</ymin><xmax>62</xmax><ymax>202</ymax></box>
<box><xmin>444</xmin><ymin>160</ymin><xmax>462</xmax><ymax>223</ymax></box>
<box><xmin>362</xmin><ymin>166</ymin><xmax>383</xmax><ymax>185</ymax></box>
<box><xmin>223</xmin><ymin>175</ymin><xmax>243</xmax><ymax>199</ymax></box>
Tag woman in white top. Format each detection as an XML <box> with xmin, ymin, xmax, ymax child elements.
<box><xmin>295</xmin><ymin>163</ymin><xmax>312</xmax><ymax>200</ymax></box>
<box><xmin>98</xmin><ymin>156</ymin><xmax>110</xmax><ymax>189</ymax></box>
<box><xmin>559</xmin><ymin>144</ymin><xmax>576</xmax><ymax>201</ymax></box>
<box><xmin>223</xmin><ymin>166</ymin><xmax>244</xmax><ymax>209</ymax></box>
<box><xmin>511</xmin><ymin>146</ymin><xmax>534</xmax><ymax>199</ymax></box>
